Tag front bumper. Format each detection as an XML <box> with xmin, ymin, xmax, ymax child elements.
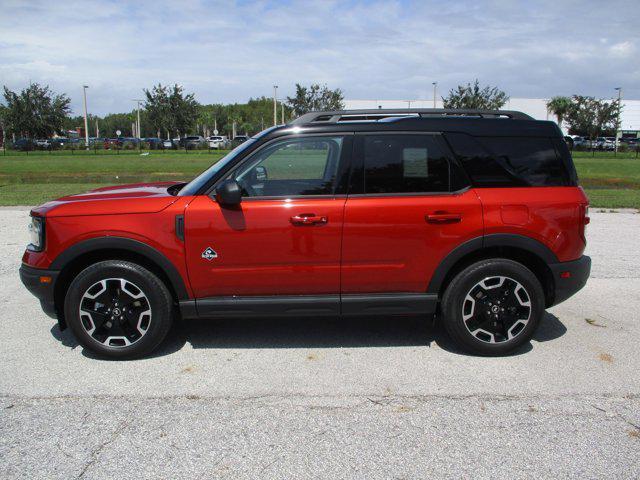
<box><xmin>19</xmin><ymin>264</ymin><xmax>60</xmax><ymax>319</ymax></box>
<box><xmin>548</xmin><ymin>255</ymin><xmax>591</xmax><ymax>306</ymax></box>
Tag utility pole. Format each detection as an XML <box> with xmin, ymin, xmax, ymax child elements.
<box><xmin>281</xmin><ymin>103</ymin><xmax>284</xmax><ymax>124</ymax></box>
<box><xmin>273</xmin><ymin>85</ymin><xmax>278</xmax><ymax>126</ymax></box>
<box><xmin>132</xmin><ymin>99</ymin><xmax>143</xmax><ymax>139</ymax></box>
<box><xmin>614</xmin><ymin>87</ymin><xmax>622</xmax><ymax>154</ymax></box>
<box><xmin>82</xmin><ymin>85</ymin><xmax>89</xmax><ymax>149</ymax></box>
<box><xmin>432</xmin><ymin>82</ymin><xmax>438</xmax><ymax>108</ymax></box>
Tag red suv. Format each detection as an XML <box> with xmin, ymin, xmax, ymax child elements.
<box><xmin>20</xmin><ymin>109</ymin><xmax>591</xmax><ymax>359</ymax></box>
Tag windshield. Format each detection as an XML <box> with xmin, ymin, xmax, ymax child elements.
<box><xmin>178</xmin><ymin>139</ymin><xmax>258</xmax><ymax>196</ymax></box>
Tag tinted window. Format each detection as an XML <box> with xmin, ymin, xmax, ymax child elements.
<box><xmin>230</xmin><ymin>136</ymin><xmax>343</xmax><ymax>197</ymax></box>
<box><xmin>363</xmin><ymin>135</ymin><xmax>450</xmax><ymax>194</ymax></box>
<box><xmin>445</xmin><ymin>133</ymin><xmax>569</xmax><ymax>187</ymax></box>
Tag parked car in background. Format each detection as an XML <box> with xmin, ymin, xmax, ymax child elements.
<box><xmin>12</xmin><ymin>139</ymin><xmax>35</xmax><ymax>151</ymax></box>
<box><xmin>183</xmin><ymin>136</ymin><xmax>206</xmax><ymax>149</ymax></box>
<box><xmin>566</xmin><ymin>136</ymin><xmax>588</xmax><ymax>149</ymax></box>
<box><xmin>104</xmin><ymin>138</ymin><xmax>123</xmax><ymax>149</ymax></box>
<box><xmin>232</xmin><ymin>135</ymin><xmax>249</xmax><ymax>147</ymax></box>
<box><xmin>208</xmin><ymin>135</ymin><xmax>229</xmax><ymax>149</ymax></box>
<box><xmin>35</xmin><ymin>139</ymin><xmax>51</xmax><ymax>148</ymax></box>
<box><xmin>162</xmin><ymin>139</ymin><xmax>175</xmax><ymax>149</ymax></box>
<box><xmin>144</xmin><ymin>138</ymin><xmax>164</xmax><ymax>149</ymax></box>
<box><xmin>50</xmin><ymin>138</ymin><xmax>70</xmax><ymax>149</ymax></box>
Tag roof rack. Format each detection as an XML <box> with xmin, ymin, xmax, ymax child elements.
<box><xmin>289</xmin><ymin>109</ymin><xmax>533</xmax><ymax>125</ymax></box>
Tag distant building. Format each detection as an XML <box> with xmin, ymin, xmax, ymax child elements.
<box><xmin>344</xmin><ymin>98</ymin><xmax>640</xmax><ymax>136</ymax></box>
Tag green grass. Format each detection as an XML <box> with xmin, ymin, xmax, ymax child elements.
<box><xmin>0</xmin><ymin>150</ymin><xmax>638</xmax><ymax>208</ymax></box>
<box><xmin>0</xmin><ymin>184</ymin><xmax>106</xmax><ymax>206</ymax></box>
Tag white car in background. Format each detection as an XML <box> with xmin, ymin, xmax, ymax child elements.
<box><xmin>208</xmin><ymin>135</ymin><xmax>229</xmax><ymax>149</ymax></box>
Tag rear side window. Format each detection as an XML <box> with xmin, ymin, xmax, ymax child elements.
<box><xmin>445</xmin><ymin>133</ymin><xmax>570</xmax><ymax>187</ymax></box>
<box><xmin>363</xmin><ymin>135</ymin><xmax>450</xmax><ymax>193</ymax></box>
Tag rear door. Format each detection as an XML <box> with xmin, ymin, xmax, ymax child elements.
<box><xmin>341</xmin><ymin>132</ymin><xmax>483</xmax><ymax>294</ymax></box>
<box><xmin>184</xmin><ymin>134</ymin><xmax>351</xmax><ymax>298</ymax></box>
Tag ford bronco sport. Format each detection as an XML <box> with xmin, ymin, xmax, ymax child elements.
<box><xmin>20</xmin><ymin>109</ymin><xmax>591</xmax><ymax>359</ymax></box>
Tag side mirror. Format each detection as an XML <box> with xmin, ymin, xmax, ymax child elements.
<box><xmin>215</xmin><ymin>179</ymin><xmax>242</xmax><ymax>206</ymax></box>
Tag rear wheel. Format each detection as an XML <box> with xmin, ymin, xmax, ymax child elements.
<box><xmin>64</xmin><ymin>260</ymin><xmax>174</xmax><ymax>359</ymax></box>
<box><xmin>441</xmin><ymin>258</ymin><xmax>545</xmax><ymax>355</ymax></box>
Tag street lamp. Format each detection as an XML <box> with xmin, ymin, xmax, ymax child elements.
<box><xmin>614</xmin><ymin>87</ymin><xmax>622</xmax><ymax>154</ymax></box>
<box><xmin>432</xmin><ymin>82</ymin><xmax>438</xmax><ymax>108</ymax></box>
<box><xmin>82</xmin><ymin>85</ymin><xmax>89</xmax><ymax>149</ymax></box>
<box><xmin>273</xmin><ymin>85</ymin><xmax>278</xmax><ymax>126</ymax></box>
<box><xmin>132</xmin><ymin>99</ymin><xmax>144</xmax><ymax>139</ymax></box>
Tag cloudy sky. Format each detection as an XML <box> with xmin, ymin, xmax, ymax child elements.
<box><xmin>1</xmin><ymin>0</ymin><xmax>638</xmax><ymax>115</ymax></box>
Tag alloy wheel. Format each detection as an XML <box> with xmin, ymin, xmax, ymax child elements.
<box><xmin>461</xmin><ymin>276</ymin><xmax>532</xmax><ymax>344</ymax></box>
<box><xmin>78</xmin><ymin>278</ymin><xmax>152</xmax><ymax>348</ymax></box>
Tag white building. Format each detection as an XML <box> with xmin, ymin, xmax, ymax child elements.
<box><xmin>344</xmin><ymin>98</ymin><xmax>640</xmax><ymax>135</ymax></box>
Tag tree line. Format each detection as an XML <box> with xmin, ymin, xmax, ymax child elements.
<box><xmin>0</xmin><ymin>80</ymin><xmax>621</xmax><ymax>142</ymax></box>
<box><xmin>0</xmin><ymin>83</ymin><xmax>345</xmax><ymax>141</ymax></box>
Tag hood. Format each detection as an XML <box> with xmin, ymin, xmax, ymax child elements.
<box><xmin>31</xmin><ymin>181</ymin><xmax>185</xmax><ymax>217</ymax></box>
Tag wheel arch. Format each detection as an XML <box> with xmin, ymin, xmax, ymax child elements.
<box><xmin>51</xmin><ymin>237</ymin><xmax>189</xmax><ymax>328</ymax></box>
<box><xmin>428</xmin><ymin>234</ymin><xmax>558</xmax><ymax>307</ymax></box>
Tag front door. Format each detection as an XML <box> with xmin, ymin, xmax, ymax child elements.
<box><xmin>184</xmin><ymin>135</ymin><xmax>350</xmax><ymax>298</ymax></box>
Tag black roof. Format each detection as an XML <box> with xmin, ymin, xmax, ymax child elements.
<box><xmin>278</xmin><ymin>109</ymin><xmax>560</xmax><ymax>138</ymax></box>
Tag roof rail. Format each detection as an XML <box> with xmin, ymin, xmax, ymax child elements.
<box><xmin>289</xmin><ymin>108</ymin><xmax>533</xmax><ymax>125</ymax></box>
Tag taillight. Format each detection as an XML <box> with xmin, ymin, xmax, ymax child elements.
<box><xmin>580</xmin><ymin>205</ymin><xmax>589</xmax><ymax>243</ymax></box>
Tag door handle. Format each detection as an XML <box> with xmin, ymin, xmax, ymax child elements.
<box><xmin>425</xmin><ymin>212</ymin><xmax>462</xmax><ymax>224</ymax></box>
<box><xmin>290</xmin><ymin>214</ymin><xmax>328</xmax><ymax>226</ymax></box>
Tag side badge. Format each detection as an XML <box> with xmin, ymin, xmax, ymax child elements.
<box><xmin>202</xmin><ymin>247</ymin><xmax>218</xmax><ymax>261</ymax></box>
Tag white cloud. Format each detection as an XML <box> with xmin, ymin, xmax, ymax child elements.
<box><xmin>0</xmin><ymin>0</ymin><xmax>639</xmax><ymax>115</ymax></box>
<box><xmin>609</xmin><ymin>41</ymin><xmax>635</xmax><ymax>57</ymax></box>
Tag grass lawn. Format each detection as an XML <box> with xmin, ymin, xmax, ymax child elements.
<box><xmin>0</xmin><ymin>150</ymin><xmax>638</xmax><ymax>208</ymax></box>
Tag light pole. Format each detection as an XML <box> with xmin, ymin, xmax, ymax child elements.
<box><xmin>432</xmin><ymin>82</ymin><xmax>438</xmax><ymax>108</ymax></box>
<box><xmin>132</xmin><ymin>99</ymin><xmax>143</xmax><ymax>139</ymax></box>
<box><xmin>82</xmin><ymin>85</ymin><xmax>89</xmax><ymax>149</ymax></box>
<box><xmin>614</xmin><ymin>87</ymin><xmax>622</xmax><ymax>154</ymax></box>
<box><xmin>273</xmin><ymin>85</ymin><xmax>278</xmax><ymax>126</ymax></box>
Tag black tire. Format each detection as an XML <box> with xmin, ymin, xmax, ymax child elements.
<box><xmin>441</xmin><ymin>258</ymin><xmax>545</xmax><ymax>356</ymax></box>
<box><xmin>64</xmin><ymin>260</ymin><xmax>174</xmax><ymax>359</ymax></box>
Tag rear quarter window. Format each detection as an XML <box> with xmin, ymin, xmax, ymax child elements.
<box><xmin>445</xmin><ymin>133</ymin><xmax>572</xmax><ymax>187</ymax></box>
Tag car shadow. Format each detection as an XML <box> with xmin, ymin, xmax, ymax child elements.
<box><xmin>50</xmin><ymin>311</ymin><xmax>566</xmax><ymax>359</ymax></box>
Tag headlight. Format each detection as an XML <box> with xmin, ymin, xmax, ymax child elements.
<box><xmin>27</xmin><ymin>216</ymin><xmax>45</xmax><ymax>251</ymax></box>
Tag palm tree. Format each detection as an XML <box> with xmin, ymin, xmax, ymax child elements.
<box><xmin>546</xmin><ymin>96</ymin><xmax>572</xmax><ymax>127</ymax></box>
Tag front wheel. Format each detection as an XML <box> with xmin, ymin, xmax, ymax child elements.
<box><xmin>64</xmin><ymin>260</ymin><xmax>174</xmax><ymax>359</ymax></box>
<box><xmin>440</xmin><ymin>259</ymin><xmax>545</xmax><ymax>356</ymax></box>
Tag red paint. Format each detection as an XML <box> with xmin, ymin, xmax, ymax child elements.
<box><xmin>341</xmin><ymin>189</ymin><xmax>484</xmax><ymax>293</ymax></box>
<box><xmin>184</xmin><ymin>195</ymin><xmax>346</xmax><ymax>297</ymax></box>
<box><xmin>21</xmin><ymin>181</ymin><xmax>589</xmax><ymax>300</ymax></box>
<box><xmin>476</xmin><ymin>187</ymin><xmax>588</xmax><ymax>262</ymax></box>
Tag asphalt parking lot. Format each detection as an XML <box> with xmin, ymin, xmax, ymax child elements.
<box><xmin>1</xmin><ymin>207</ymin><xmax>639</xmax><ymax>479</ymax></box>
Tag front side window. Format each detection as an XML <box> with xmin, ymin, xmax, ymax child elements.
<box><xmin>363</xmin><ymin>135</ymin><xmax>450</xmax><ymax>194</ymax></box>
<box><xmin>229</xmin><ymin>136</ymin><xmax>343</xmax><ymax>197</ymax></box>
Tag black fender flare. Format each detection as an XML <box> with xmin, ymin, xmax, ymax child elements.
<box><xmin>427</xmin><ymin>233</ymin><xmax>558</xmax><ymax>295</ymax></box>
<box><xmin>50</xmin><ymin>237</ymin><xmax>189</xmax><ymax>300</ymax></box>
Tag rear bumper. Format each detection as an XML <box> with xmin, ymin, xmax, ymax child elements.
<box><xmin>19</xmin><ymin>264</ymin><xmax>59</xmax><ymax>319</ymax></box>
<box><xmin>548</xmin><ymin>255</ymin><xmax>591</xmax><ymax>306</ymax></box>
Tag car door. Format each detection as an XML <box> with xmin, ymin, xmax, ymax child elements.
<box><xmin>184</xmin><ymin>134</ymin><xmax>351</xmax><ymax>299</ymax></box>
<box><xmin>341</xmin><ymin>132</ymin><xmax>483</xmax><ymax>296</ymax></box>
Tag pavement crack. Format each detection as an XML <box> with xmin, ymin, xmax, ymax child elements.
<box><xmin>591</xmin><ymin>403</ymin><xmax>640</xmax><ymax>431</ymax></box>
<box><xmin>76</xmin><ymin>419</ymin><xmax>130</xmax><ymax>479</ymax></box>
